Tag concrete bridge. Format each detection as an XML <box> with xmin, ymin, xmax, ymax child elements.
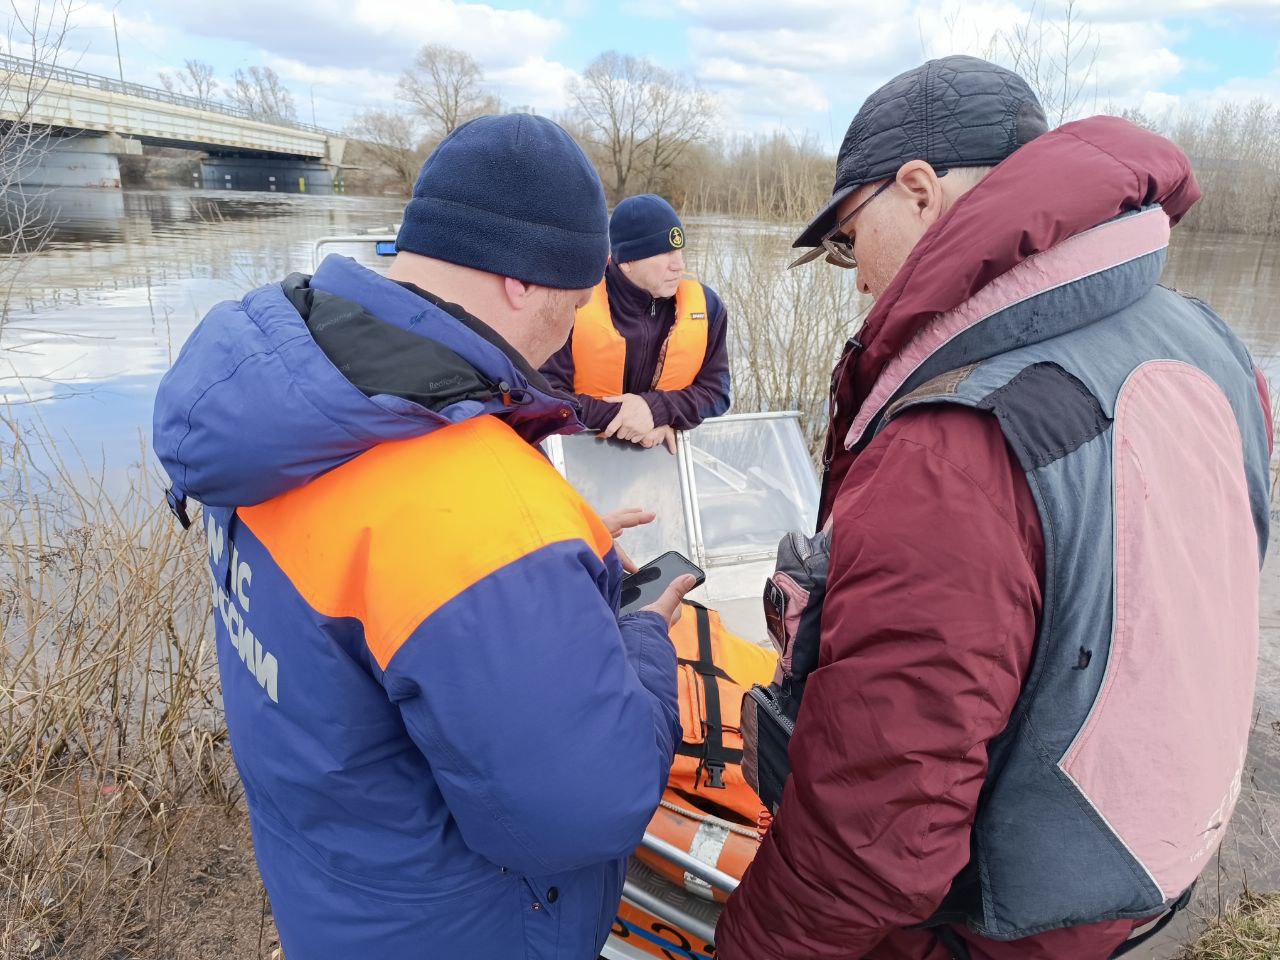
<box><xmin>1</xmin><ymin>53</ymin><xmax>347</xmax><ymax>191</ymax></box>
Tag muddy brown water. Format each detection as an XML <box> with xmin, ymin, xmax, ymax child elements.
<box><xmin>2</xmin><ymin>187</ymin><xmax>1278</xmax><ymax>953</ymax></box>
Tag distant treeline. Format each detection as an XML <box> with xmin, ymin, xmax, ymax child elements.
<box><xmin>1144</xmin><ymin>100</ymin><xmax>1280</xmax><ymax>237</ymax></box>
<box><xmin>340</xmin><ymin>41</ymin><xmax>1279</xmax><ymax>238</ymax></box>
<box><xmin>665</xmin><ymin>101</ymin><xmax>1280</xmax><ymax>238</ymax></box>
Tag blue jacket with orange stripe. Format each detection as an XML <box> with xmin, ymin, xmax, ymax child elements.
<box><xmin>152</xmin><ymin>255</ymin><xmax>682</xmax><ymax>959</ymax></box>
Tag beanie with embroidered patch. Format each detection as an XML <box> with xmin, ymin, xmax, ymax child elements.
<box><xmin>610</xmin><ymin>194</ymin><xmax>686</xmax><ymax>264</ymax></box>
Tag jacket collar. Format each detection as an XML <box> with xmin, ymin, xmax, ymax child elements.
<box><xmin>604</xmin><ymin>260</ymin><xmax>658</xmax><ymax>317</ymax></box>
<box><xmin>818</xmin><ymin>115</ymin><xmax>1201</xmax><ymax>522</ymax></box>
<box><xmin>311</xmin><ymin>255</ymin><xmax>582</xmax><ymax>446</ymax></box>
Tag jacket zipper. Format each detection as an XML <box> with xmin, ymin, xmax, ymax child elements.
<box><xmin>751</xmin><ymin>686</ymin><xmax>796</xmax><ymax>735</ymax></box>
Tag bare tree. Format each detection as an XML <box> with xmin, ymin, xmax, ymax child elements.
<box><xmin>569</xmin><ymin>51</ymin><xmax>715</xmax><ymax>201</ymax></box>
<box><xmin>929</xmin><ymin>1</ymin><xmax>1099</xmax><ymax>127</ymax></box>
<box><xmin>158</xmin><ymin>58</ymin><xmax>219</xmax><ymax>108</ymax></box>
<box><xmin>1</xmin><ymin>0</ymin><xmax>75</xmax><ymax>329</ymax></box>
<box><xmin>348</xmin><ymin>108</ymin><xmax>424</xmax><ymax>194</ymax></box>
<box><xmin>999</xmin><ymin>0</ymin><xmax>1099</xmax><ymax>126</ymax></box>
<box><xmin>227</xmin><ymin>65</ymin><xmax>297</xmax><ymax>123</ymax></box>
<box><xmin>397</xmin><ymin>44</ymin><xmax>498</xmax><ymax>138</ymax></box>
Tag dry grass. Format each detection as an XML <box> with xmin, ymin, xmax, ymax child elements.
<box><xmin>679</xmin><ymin>134</ymin><xmax>833</xmax><ymax>223</ymax></box>
<box><xmin>0</xmin><ymin>416</ymin><xmax>275</xmax><ymax>959</ymax></box>
<box><xmin>1180</xmin><ymin>893</ymin><xmax>1280</xmax><ymax>960</ymax></box>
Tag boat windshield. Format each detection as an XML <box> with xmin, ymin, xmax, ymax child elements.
<box><xmin>557</xmin><ymin>433</ymin><xmax>688</xmax><ymax>565</ymax></box>
<box><xmin>553</xmin><ymin>413</ymin><xmax>819</xmax><ymax>571</ymax></box>
<box><xmin>688</xmin><ymin>415</ymin><xmax>819</xmax><ymax>561</ymax></box>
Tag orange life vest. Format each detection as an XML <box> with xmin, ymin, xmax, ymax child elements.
<box><xmin>633</xmin><ymin>601</ymin><xmax>777</xmax><ymax>903</ymax></box>
<box><xmin>571</xmin><ymin>278</ymin><xmax>709</xmax><ymax>397</ymax></box>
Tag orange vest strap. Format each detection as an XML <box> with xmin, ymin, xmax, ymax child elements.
<box><xmin>570</xmin><ymin>281</ymin><xmax>624</xmax><ymax>397</ymax></box>
<box><xmin>655</xmin><ymin>280</ymin><xmax>709</xmax><ymax>391</ymax></box>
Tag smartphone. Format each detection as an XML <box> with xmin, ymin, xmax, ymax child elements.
<box><xmin>619</xmin><ymin>551</ymin><xmax>706</xmax><ymax>616</ymax></box>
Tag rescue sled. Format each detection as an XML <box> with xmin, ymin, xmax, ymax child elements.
<box><xmin>313</xmin><ymin>235</ymin><xmax>822</xmax><ymax>959</ymax></box>
<box><xmin>549</xmin><ymin>418</ymin><xmax>818</xmax><ymax>960</ymax></box>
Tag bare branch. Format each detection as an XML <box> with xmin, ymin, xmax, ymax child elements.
<box><xmin>397</xmin><ymin>44</ymin><xmax>497</xmax><ymax>138</ymax></box>
<box><xmin>1</xmin><ymin>0</ymin><xmax>77</xmax><ymax>332</ymax></box>
<box><xmin>226</xmin><ymin>65</ymin><xmax>296</xmax><ymax>122</ymax></box>
<box><xmin>347</xmin><ymin>107</ymin><xmax>424</xmax><ymax>195</ymax></box>
<box><xmin>569</xmin><ymin>51</ymin><xmax>715</xmax><ymax>201</ymax></box>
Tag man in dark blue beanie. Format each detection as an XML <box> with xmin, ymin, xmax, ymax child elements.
<box><xmin>542</xmin><ymin>194</ymin><xmax>732</xmax><ymax>453</ymax></box>
<box><xmin>152</xmin><ymin>112</ymin><xmax>691</xmax><ymax>960</ymax></box>
<box><xmin>395</xmin><ymin>113</ymin><xmax>609</xmax><ymax>291</ymax></box>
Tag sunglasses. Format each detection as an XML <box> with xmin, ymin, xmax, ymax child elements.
<box><xmin>788</xmin><ymin>168</ymin><xmax>949</xmax><ymax>270</ymax></box>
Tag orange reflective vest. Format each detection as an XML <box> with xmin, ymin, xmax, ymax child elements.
<box><xmin>571</xmin><ymin>278</ymin><xmax>709</xmax><ymax>397</ymax></box>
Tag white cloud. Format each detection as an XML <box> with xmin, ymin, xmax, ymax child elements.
<box><xmin>489</xmin><ymin>58</ymin><xmax>578</xmax><ymax>113</ymax></box>
<box><xmin>699</xmin><ymin>57</ymin><xmax>829</xmax><ymax>129</ymax></box>
<box><xmin>149</xmin><ymin>0</ymin><xmax>564</xmax><ymax>74</ymax></box>
<box><xmin>1075</xmin><ymin>0</ymin><xmax>1280</xmax><ymax>23</ymax></box>
<box><xmin>349</xmin><ymin>0</ymin><xmax>565</xmax><ymax>71</ymax></box>
<box><xmin>676</xmin><ymin>0</ymin><xmax>1267</xmax><ymax>132</ymax></box>
<box><xmin>8</xmin><ymin>0</ymin><xmax>1276</xmax><ymax>141</ymax></box>
<box><xmin>675</xmin><ymin>0</ymin><xmax>841</xmax><ymax>31</ymax></box>
<box><xmin>7</xmin><ymin>1</ymin><xmax>581</xmax><ymax>132</ymax></box>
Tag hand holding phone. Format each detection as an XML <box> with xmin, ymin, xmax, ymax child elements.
<box><xmin>619</xmin><ymin>551</ymin><xmax>705</xmax><ymax>624</ymax></box>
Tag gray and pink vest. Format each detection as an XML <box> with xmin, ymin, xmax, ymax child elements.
<box><xmin>849</xmin><ymin>206</ymin><xmax>1270</xmax><ymax>940</ymax></box>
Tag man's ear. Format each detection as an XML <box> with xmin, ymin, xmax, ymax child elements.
<box><xmin>503</xmin><ymin>276</ymin><xmax>531</xmax><ymax>311</ymax></box>
<box><xmin>895</xmin><ymin>160</ymin><xmax>946</xmax><ymax>224</ymax></box>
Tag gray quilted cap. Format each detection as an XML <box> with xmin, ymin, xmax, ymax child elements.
<box><xmin>793</xmin><ymin>55</ymin><xmax>1048</xmax><ymax>248</ymax></box>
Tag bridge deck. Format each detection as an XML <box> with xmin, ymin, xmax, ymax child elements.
<box><xmin>1</xmin><ymin>54</ymin><xmax>344</xmax><ymax>162</ymax></box>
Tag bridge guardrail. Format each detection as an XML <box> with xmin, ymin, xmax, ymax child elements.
<box><xmin>0</xmin><ymin>52</ymin><xmax>338</xmax><ymax>138</ymax></box>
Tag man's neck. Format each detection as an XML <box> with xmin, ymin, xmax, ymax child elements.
<box><xmin>608</xmin><ymin>261</ymin><xmax>660</xmax><ymax>309</ymax></box>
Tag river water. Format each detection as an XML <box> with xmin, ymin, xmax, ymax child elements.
<box><xmin>3</xmin><ymin>188</ymin><xmax>1277</xmax><ymax>461</ymax></box>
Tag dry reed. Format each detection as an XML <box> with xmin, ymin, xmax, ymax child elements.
<box><xmin>687</xmin><ymin>226</ymin><xmax>869</xmax><ymax>456</ymax></box>
<box><xmin>0</xmin><ymin>416</ymin><xmax>269</xmax><ymax>958</ymax></box>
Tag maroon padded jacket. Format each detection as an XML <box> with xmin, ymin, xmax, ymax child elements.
<box><xmin>716</xmin><ymin>117</ymin><xmax>1242</xmax><ymax>959</ymax></box>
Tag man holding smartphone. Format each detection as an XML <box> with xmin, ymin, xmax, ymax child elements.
<box><xmin>153</xmin><ymin>115</ymin><xmax>693</xmax><ymax>960</ymax></box>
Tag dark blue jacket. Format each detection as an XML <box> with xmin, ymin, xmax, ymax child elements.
<box><xmin>152</xmin><ymin>254</ymin><xmax>681</xmax><ymax>959</ymax></box>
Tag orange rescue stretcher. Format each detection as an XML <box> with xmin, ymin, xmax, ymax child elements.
<box><xmin>603</xmin><ymin>602</ymin><xmax>776</xmax><ymax>960</ymax></box>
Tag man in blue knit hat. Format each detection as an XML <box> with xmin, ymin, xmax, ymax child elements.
<box><xmin>542</xmin><ymin>194</ymin><xmax>731</xmax><ymax>453</ymax></box>
<box><xmin>152</xmin><ymin>115</ymin><xmax>691</xmax><ymax>959</ymax></box>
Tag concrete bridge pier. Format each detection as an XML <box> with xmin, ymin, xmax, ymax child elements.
<box><xmin>198</xmin><ymin>155</ymin><xmax>336</xmax><ymax>193</ymax></box>
<box><xmin>8</xmin><ymin>133</ymin><xmax>141</xmax><ymax>188</ymax></box>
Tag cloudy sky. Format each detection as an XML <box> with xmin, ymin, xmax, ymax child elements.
<box><xmin>11</xmin><ymin>0</ymin><xmax>1280</xmax><ymax>147</ymax></box>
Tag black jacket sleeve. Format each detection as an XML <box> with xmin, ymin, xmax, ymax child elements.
<box><xmin>540</xmin><ymin>338</ymin><xmax>623</xmax><ymax>431</ymax></box>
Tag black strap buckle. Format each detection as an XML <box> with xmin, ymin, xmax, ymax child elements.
<box><xmin>702</xmin><ymin>759</ymin><xmax>726</xmax><ymax>789</ymax></box>
<box><xmin>165</xmin><ymin>487</ymin><xmax>192</xmax><ymax>530</ymax></box>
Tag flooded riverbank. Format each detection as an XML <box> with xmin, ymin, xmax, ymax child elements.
<box><xmin>2</xmin><ymin>185</ymin><xmax>1279</xmax><ymax>958</ymax></box>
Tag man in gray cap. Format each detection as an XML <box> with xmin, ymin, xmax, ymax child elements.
<box><xmin>720</xmin><ymin>56</ymin><xmax>1269</xmax><ymax>960</ymax></box>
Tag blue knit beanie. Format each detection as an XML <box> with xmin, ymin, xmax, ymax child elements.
<box><xmin>396</xmin><ymin>114</ymin><xmax>608</xmax><ymax>289</ymax></box>
<box><xmin>610</xmin><ymin>195</ymin><xmax>685</xmax><ymax>264</ymax></box>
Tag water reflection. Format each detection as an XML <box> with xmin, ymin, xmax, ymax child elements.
<box><xmin>1</xmin><ymin>188</ymin><xmax>403</xmax><ymax>406</ymax></box>
<box><xmin>1164</xmin><ymin>231</ymin><xmax>1280</xmax><ymax>367</ymax></box>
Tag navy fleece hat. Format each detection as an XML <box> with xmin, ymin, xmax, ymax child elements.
<box><xmin>396</xmin><ymin>114</ymin><xmax>608</xmax><ymax>289</ymax></box>
<box><xmin>610</xmin><ymin>195</ymin><xmax>685</xmax><ymax>264</ymax></box>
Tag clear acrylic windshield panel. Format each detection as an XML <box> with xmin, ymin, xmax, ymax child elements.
<box><xmin>688</xmin><ymin>415</ymin><xmax>819</xmax><ymax>562</ymax></box>
<box><xmin>557</xmin><ymin>434</ymin><xmax>691</xmax><ymax>565</ymax></box>
<box><xmin>313</xmin><ymin>236</ymin><xmax>398</xmax><ymax>273</ymax></box>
